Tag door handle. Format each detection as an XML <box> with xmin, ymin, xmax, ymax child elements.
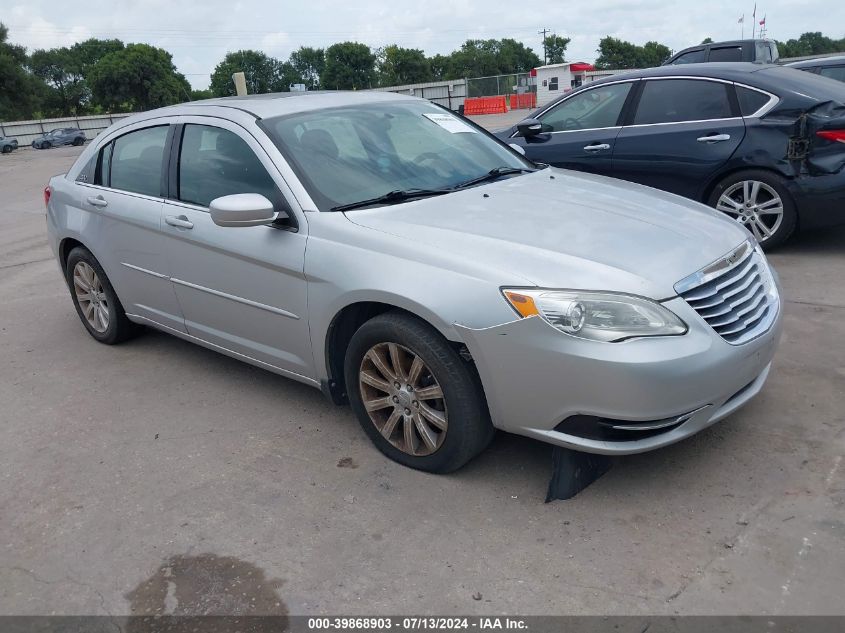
<box><xmin>697</xmin><ymin>134</ymin><xmax>731</xmax><ymax>143</ymax></box>
<box><xmin>165</xmin><ymin>215</ymin><xmax>194</xmax><ymax>229</ymax></box>
<box><xmin>583</xmin><ymin>143</ymin><xmax>611</xmax><ymax>152</ymax></box>
<box><xmin>86</xmin><ymin>195</ymin><xmax>108</xmax><ymax>208</ymax></box>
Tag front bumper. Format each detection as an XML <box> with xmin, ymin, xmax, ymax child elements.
<box><xmin>455</xmin><ymin>294</ymin><xmax>783</xmax><ymax>455</ymax></box>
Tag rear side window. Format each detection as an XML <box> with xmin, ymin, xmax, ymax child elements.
<box><xmin>736</xmin><ymin>86</ymin><xmax>771</xmax><ymax>116</ymax></box>
<box><xmin>178</xmin><ymin>124</ymin><xmax>280</xmax><ymax>208</ymax></box>
<box><xmin>633</xmin><ymin>79</ymin><xmax>733</xmax><ymax>125</ymax></box>
<box><xmin>107</xmin><ymin>126</ymin><xmax>169</xmax><ymax>197</ymax></box>
<box><xmin>709</xmin><ymin>47</ymin><xmax>743</xmax><ymax>62</ymax></box>
<box><xmin>820</xmin><ymin>66</ymin><xmax>845</xmax><ymax>83</ymax></box>
<box><xmin>672</xmin><ymin>49</ymin><xmax>706</xmax><ymax>64</ymax></box>
<box><xmin>755</xmin><ymin>42</ymin><xmax>774</xmax><ymax>64</ymax></box>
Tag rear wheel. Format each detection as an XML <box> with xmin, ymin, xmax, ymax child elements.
<box><xmin>344</xmin><ymin>312</ymin><xmax>493</xmax><ymax>473</ymax></box>
<box><xmin>708</xmin><ymin>170</ymin><xmax>797</xmax><ymax>249</ymax></box>
<box><xmin>65</xmin><ymin>247</ymin><xmax>141</xmax><ymax>344</ymax></box>
<box><xmin>1</xmin><ymin>145</ymin><xmax>10</xmax><ymax>154</ymax></box>
<box><xmin>72</xmin><ymin>137</ymin><xmax>84</xmax><ymax>146</ymax></box>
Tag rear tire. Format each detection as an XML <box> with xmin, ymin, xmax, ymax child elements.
<box><xmin>73</xmin><ymin>137</ymin><xmax>84</xmax><ymax>146</ymax></box>
<box><xmin>344</xmin><ymin>311</ymin><xmax>494</xmax><ymax>473</ymax></box>
<box><xmin>65</xmin><ymin>246</ymin><xmax>141</xmax><ymax>345</ymax></box>
<box><xmin>1</xmin><ymin>145</ymin><xmax>10</xmax><ymax>154</ymax></box>
<box><xmin>707</xmin><ymin>170</ymin><xmax>797</xmax><ymax>250</ymax></box>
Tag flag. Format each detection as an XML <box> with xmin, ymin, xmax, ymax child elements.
<box><xmin>738</xmin><ymin>15</ymin><xmax>744</xmax><ymax>23</ymax></box>
<box><xmin>759</xmin><ymin>15</ymin><xmax>766</xmax><ymax>26</ymax></box>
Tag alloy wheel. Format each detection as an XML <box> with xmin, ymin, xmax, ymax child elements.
<box><xmin>73</xmin><ymin>261</ymin><xmax>110</xmax><ymax>333</ymax></box>
<box><xmin>358</xmin><ymin>342</ymin><xmax>448</xmax><ymax>456</ymax></box>
<box><xmin>715</xmin><ymin>180</ymin><xmax>784</xmax><ymax>243</ymax></box>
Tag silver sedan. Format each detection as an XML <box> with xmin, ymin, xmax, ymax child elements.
<box><xmin>45</xmin><ymin>91</ymin><xmax>782</xmax><ymax>474</ymax></box>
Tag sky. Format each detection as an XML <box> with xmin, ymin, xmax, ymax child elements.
<box><xmin>4</xmin><ymin>0</ymin><xmax>844</xmax><ymax>89</ymax></box>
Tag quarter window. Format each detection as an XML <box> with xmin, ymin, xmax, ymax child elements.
<box><xmin>539</xmin><ymin>82</ymin><xmax>632</xmax><ymax>132</ymax></box>
<box><xmin>736</xmin><ymin>86</ymin><xmax>771</xmax><ymax>116</ymax></box>
<box><xmin>177</xmin><ymin>124</ymin><xmax>280</xmax><ymax>209</ymax></box>
<box><xmin>633</xmin><ymin>79</ymin><xmax>733</xmax><ymax>125</ymax></box>
<box><xmin>105</xmin><ymin>126</ymin><xmax>168</xmax><ymax>196</ymax></box>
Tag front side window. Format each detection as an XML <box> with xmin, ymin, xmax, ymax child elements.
<box><xmin>633</xmin><ymin>79</ymin><xmax>733</xmax><ymax>125</ymax></box>
<box><xmin>820</xmin><ymin>65</ymin><xmax>845</xmax><ymax>83</ymax></box>
<box><xmin>672</xmin><ymin>49</ymin><xmax>706</xmax><ymax>64</ymax></box>
<box><xmin>107</xmin><ymin>126</ymin><xmax>169</xmax><ymax>197</ymax></box>
<box><xmin>540</xmin><ymin>82</ymin><xmax>632</xmax><ymax>132</ymax></box>
<box><xmin>263</xmin><ymin>101</ymin><xmax>532</xmax><ymax>211</ymax></box>
<box><xmin>177</xmin><ymin>124</ymin><xmax>280</xmax><ymax>208</ymax></box>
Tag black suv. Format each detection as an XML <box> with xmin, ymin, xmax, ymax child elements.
<box><xmin>665</xmin><ymin>39</ymin><xmax>779</xmax><ymax>65</ymax></box>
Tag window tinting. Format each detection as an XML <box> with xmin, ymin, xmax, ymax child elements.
<box><xmin>672</xmin><ymin>49</ymin><xmax>706</xmax><ymax>64</ymax></box>
<box><xmin>633</xmin><ymin>80</ymin><xmax>733</xmax><ymax>125</ymax></box>
<box><xmin>820</xmin><ymin>66</ymin><xmax>845</xmax><ymax>83</ymax></box>
<box><xmin>540</xmin><ymin>82</ymin><xmax>632</xmax><ymax>132</ymax></box>
<box><xmin>736</xmin><ymin>86</ymin><xmax>771</xmax><ymax>116</ymax></box>
<box><xmin>178</xmin><ymin>124</ymin><xmax>279</xmax><ymax>208</ymax></box>
<box><xmin>109</xmin><ymin>126</ymin><xmax>168</xmax><ymax>197</ymax></box>
<box><xmin>709</xmin><ymin>46</ymin><xmax>743</xmax><ymax>62</ymax></box>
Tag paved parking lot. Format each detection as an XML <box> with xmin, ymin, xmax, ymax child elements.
<box><xmin>1</xmin><ymin>136</ymin><xmax>844</xmax><ymax>616</ymax></box>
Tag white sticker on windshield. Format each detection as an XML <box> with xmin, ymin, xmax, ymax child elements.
<box><xmin>422</xmin><ymin>112</ymin><xmax>477</xmax><ymax>134</ymax></box>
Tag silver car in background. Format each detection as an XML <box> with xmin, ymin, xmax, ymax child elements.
<box><xmin>45</xmin><ymin>92</ymin><xmax>782</xmax><ymax>474</ymax></box>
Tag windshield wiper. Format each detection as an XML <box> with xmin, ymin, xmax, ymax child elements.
<box><xmin>330</xmin><ymin>188</ymin><xmax>449</xmax><ymax>212</ymax></box>
<box><xmin>450</xmin><ymin>166</ymin><xmax>536</xmax><ymax>190</ymax></box>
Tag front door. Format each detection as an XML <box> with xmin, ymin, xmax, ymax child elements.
<box><xmin>509</xmin><ymin>80</ymin><xmax>636</xmax><ymax>175</ymax></box>
<box><xmin>161</xmin><ymin>118</ymin><xmax>313</xmax><ymax>380</ymax></box>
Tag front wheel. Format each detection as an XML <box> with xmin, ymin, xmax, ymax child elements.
<box><xmin>73</xmin><ymin>137</ymin><xmax>84</xmax><ymax>146</ymax></box>
<box><xmin>708</xmin><ymin>170</ymin><xmax>797</xmax><ymax>249</ymax></box>
<box><xmin>1</xmin><ymin>145</ymin><xmax>11</xmax><ymax>154</ymax></box>
<box><xmin>344</xmin><ymin>312</ymin><xmax>493</xmax><ymax>473</ymax></box>
<box><xmin>41</xmin><ymin>141</ymin><xmax>51</xmax><ymax>150</ymax></box>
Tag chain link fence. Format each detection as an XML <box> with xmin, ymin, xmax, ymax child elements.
<box><xmin>466</xmin><ymin>73</ymin><xmax>535</xmax><ymax>99</ymax></box>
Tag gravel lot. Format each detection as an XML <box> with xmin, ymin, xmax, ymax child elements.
<box><xmin>1</xmin><ymin>135</ymin><xmax>844</xmax><ymax>617</ymax></box>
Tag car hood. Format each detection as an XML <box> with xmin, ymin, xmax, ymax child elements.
<box><xmin>344</xmin><ymin>168</ymin><xmax>749</xmax><ymax>299</ymax></box>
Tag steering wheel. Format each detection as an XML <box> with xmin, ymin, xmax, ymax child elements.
<box><xmin>414</xmin><ymin>152</ymin><xmax>453</xmax><ymax>176</ymax></box>
<box><xmin>563</xmin><ymin>117</ymin><xmax>582</xmax><ymax>131</ymax></box>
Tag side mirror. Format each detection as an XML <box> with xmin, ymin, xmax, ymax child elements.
<box><xmin>209</xmin><ymin>193</ymin><xmax>278</xmax><ymax>227</ymax></box>
<box><xmin>516</xmin><ymin>118</ymin><xmax>544</xmax><ymax>138</ymax></box>
<box><xmin>508</xmin><ymin>143</ymin><xmax>526</xmax><ymax>156</ymax></box>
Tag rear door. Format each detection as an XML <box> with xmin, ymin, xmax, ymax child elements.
<box><xmin>611</xmin><ymin>77</ymin><xmax>745</xmax><ymax>199</ymax></box>
<box><xmin>161</xmin><ymin>117</ymin><xmax>313</xmax><ymax>379</ymax></box>
<box><xmin>74</xmin><ymin>121</ymin><xmax>186</xmax><ymax>332</ymax></box>
<box><xmin>507</xmin><ymin>80</ymin><xmax>636</xmax><ymax>175</ymax></box>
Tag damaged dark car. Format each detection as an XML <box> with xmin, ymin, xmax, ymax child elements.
<box><xmin>499</xmin><ymin>63</ymin><xmax>845</xmax><ymax>248</ymax></box>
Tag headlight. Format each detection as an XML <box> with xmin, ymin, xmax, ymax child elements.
<box><xmin>502</xmin><ymin>289</ymin><xmax>687</xmax><ymax>342</ymax></box>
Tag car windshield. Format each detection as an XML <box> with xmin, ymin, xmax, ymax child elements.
<box><xmin>262</xmin><ymin>100</ymin><xmax>534</xmax><ymax>211</ymax></box>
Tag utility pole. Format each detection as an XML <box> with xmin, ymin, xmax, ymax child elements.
<box><xmin>539</xmin><ymin>28</ymin><xmax>550</xmax><ymax>65</ymax></box>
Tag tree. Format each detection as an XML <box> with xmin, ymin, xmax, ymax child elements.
<box><xmin>701</xmin><ymin>37</ymin><xmax>714</xmax><ymax>44</ymax></box>
<box><xmin>71</xmin><ymin>38</ymin><xmax>124</xmax><ymax>74</ymax></box>
<box><xmin>29</xmin><ymin>47</ymin><xmax>87</xmax><ymax>116</ymax></box>
<box><xmin>89</xmin><ymin>43</ymin><xmax>191</xmax><ymax>111</ymax></box>
<box><xmin>544</xmin><ymin>35</ymin><xmax>571</xmax><ymax>64</ymax></box>
<box><xmin>429</xmin><ymin>54</ymin><xmax>450</xmax><ymax>81</ymax></box>
<box><xmin>190</xmin><ymin>88</ymin><xmax>213</xmax><ymax>101</ymax></box>
<box><xmin>376</xmin><ymin>45</ymin><xmax>431</xmax><ymax>86</ymax></box>
<box><xmin>445</xmin><ymin>39</ymin><xmax>541</xmax><ymax>79</ymax></box>
<box><xmin>210</xmin><ymin>50</ymin><xmax>286</xmax><ymax>96</ymax></box>
<box><xmin>322</xmin><ymin>42</ymin><xmax>375</xmax><ymax>90</ymax></box>
<box><xmin>777</xmin><ymin>32</ymin><xmax>845</xmax><ymax>58</ymax></box>
<box><xmin>288</xmin><ymin>46</ymin><xmax>324</xmax><ymax>89</ymax></box>
<box><xmin>595</xmin><ymin>36</ymin><xmax>671</xmax><ymax>69</ymax></box>
<box><xmin>0</xmin><ymin>23</ymin><xmax>42</xmax><ymax>120</ymax></box>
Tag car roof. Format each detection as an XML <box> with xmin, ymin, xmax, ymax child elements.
<box><xmin>588</xmin><ymin>62</ymin><xmax>776</xmax><ymax>83</ymax></box>
<box><xmin>788</xmin><ymin>55</ymin><xmax>845</xmax><ymax>68</ymax></box>
<box><xmin>159</xmin><ymin>90</ymin><xmax>418</xmax><ymax>119</ymax></box>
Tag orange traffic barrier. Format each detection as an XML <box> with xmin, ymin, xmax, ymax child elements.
<box><xmin>463</xmin><ymin>96</ymin><xmax>509</xmax><ymax>115</ymax></box>
<box><xmin>509</xmin><ymin>93</ymin><xmax>537</xmax><ymax>110</ymax></box>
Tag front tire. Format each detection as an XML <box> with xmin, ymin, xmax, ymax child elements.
<box><xmin>344</xmin><ymin>312</ymin><xmax>493</xmax><ymax>473</ymax></box>
<box><xmin>1</xmin><ymin>145</ymin><xmax>10</xmax><ymax>154</ymax></box>
<box><xmin>41</xmin><ymin>141</ymin><xmax>51</xmax><ymax>150</ymax></box>
<box><xmin>73</xmin><ymin>137</ymin><xmax>84</xmax><ymax>146</ymax></box>
<box><xmin>708</xmin><ymin>170</ymin><xmax>797</xmax><ymax>250</ymax></box>
<box><xmin>65</xmin><ymin>247</ymin><xmax>140</xmax><ymax>344</ymax></box>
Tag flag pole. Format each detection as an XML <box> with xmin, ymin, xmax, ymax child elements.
<box><xmin>741</xmin><ymin>14</ymin><xmax>744</xmax><ymax>39</ymax></box>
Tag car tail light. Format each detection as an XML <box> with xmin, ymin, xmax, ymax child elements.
<box><xmin>44</xmin><ymin>185</ymin><xmax>52</xmax><ymax>208</ymax></box>
<box><xmin>816</xmin><ymin>130</ymin><xmax>845</xmax><ymax>144</ymax></box>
